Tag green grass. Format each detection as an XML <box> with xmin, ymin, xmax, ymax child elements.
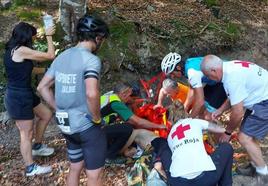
<box><xmin>98</xmin><ymin>20</ymin><xmax>139</xmax><ymax>67</ymax></box>
<box><xmin>109</xmin><ymin>21</ymin><xmax>136</xmax><ymax>48</ymax></box>
<box><xmin>13</xmin><ymin>0</ymin><xmax>44</xmax><ymax>7</ymax></box>
<box><xmin>204</xmin><ymin>0</ymin><xmax>219</xmax><ymax>7</ymax></box>
<box><xmin>169</xmin><ymin>19</ymin><xmax>190</xmax><ymax>31</ymax></box>
<box><xmin>16</xmin><ymin>9</ymin><xmax>42</xmax><ymax>22</ymax></box>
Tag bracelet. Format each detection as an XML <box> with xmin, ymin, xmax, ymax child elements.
<box><xmin>92</xmin><ymin>118</ymin><xmax>101</xmax><ymax>124</ymax></box>
<box><xmin>46</xmin><ymin>35</ymin><xmax>52</xmax><ymax>37</ymax></box>
<box><xmin>224</xmin><ymin>131</ymin><xmax>232</xmax><ymax>136</ymax></box>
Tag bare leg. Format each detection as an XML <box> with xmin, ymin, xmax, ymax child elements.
<box><xmin>67</xmin><ymin>160</ymin><xmax>84</xmax><ymax>186</ymax></box>
<box><xmin>134</xmin><ymin>129</ymin><xmax>157</xmax><ymax>149</ymax></box>
<box><xmin>33</xmin><ymin>103</ymin><xmax>52</xmax><ymax>143</ymax></box>
<box><xmin>86</xmin><ymin>167</ymin><xmax>103</xmax><ymax>186</ymax></box>
<box><xmin>16</xmin><ymin>120</ymin><xmax>34</xmax><ymax>166</ymax></box>
<box><xmin>238</xmin><ymin>132</ymin><xmax>266</xmax><ymax>167</ymax></box>
<box><xmin>120</xmin><ymin>129</ymin><xmax>137</xmax><ymax>154</ymax></box>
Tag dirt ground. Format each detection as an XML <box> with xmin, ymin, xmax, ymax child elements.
<box><xmin>0</xmin><ymin>0</ymin><xmax>268</xmax><ymax>185</ymax></box>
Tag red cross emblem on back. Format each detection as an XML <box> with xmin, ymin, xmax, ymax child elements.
<box><xmin>234</xmin><ymin>61</ymin><xmax>253</xmax><ymax>68</ymax></box>
<box><xmin>171</xmin><ymin>124</ymin><xmax>190</xmax><ymax>140</ymax></box>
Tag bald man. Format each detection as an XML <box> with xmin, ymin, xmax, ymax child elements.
<box><xmin>201</xmin><ymin>55</ymin><xmax>268</xmax><ymax>183</ymax></box>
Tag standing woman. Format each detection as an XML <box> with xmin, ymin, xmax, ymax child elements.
<box><xmin>4</xmin><ymin>22</ymin><xmax>55</xmax><ymax>176</ymax></box>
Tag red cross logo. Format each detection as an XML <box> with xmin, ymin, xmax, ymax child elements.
<box><xmin>234</xmin><ymin>61</ymin><xmax>253</xmax><ymax>68</ymax></box>
<box><xmin>171</xmin><ymin>124</ymin><xmax>190</xmax><ymax>140</ymax></box>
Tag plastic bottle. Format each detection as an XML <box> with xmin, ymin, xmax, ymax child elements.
<box><xmin>43</xmin><ymin>14</ymin><xmax>53</xmax><ymax>29</ymax></box>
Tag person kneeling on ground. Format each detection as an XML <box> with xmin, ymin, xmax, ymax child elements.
<box><xmin>100</xmin><ymin>82</ymin><xmax>167</xmax><ymax>161</ymax></box>
<box><xmin>151</xmin><ymin>101</ymin><xmax>233</xmax><ymax>186</ymax></box>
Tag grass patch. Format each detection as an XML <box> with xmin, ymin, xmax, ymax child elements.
<box><xmin>226</xmin><ymin>22</ymin><xmax>240</xmax><ymax>37</ymax></box>
<box><xmin>98</xmin><ymin>20</ymin><xmax>139</xmax><ymax>67</ymax></box>
<box><xmin>109</xmin><ymin>21</ymin><xmax>136</xmax><ymax>48</ymax></box>
<box><xmin>169</xmin><ymin>19</ymin><xmax>190</xmax><ymax>33</ymax></box>
<box><xmin>204</xmin><ymin>0</ymin><xmax>220</xmax><ymax>7</ymax></box>
<box><xmin>13</xmin><ymin>0</ymin><xmax>44</xmax><ymax>7</ymax></box>
<box><xmin>16</xmin><ymin>9</ymin><xmax>42</xmax><ymax>22</ymax></box>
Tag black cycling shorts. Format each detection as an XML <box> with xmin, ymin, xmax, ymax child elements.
<box><xmin>204</xmin><ymin>83</ymin><xmax>227</xmax><ymax>109</ymax></box>
<box><xmin>63</xmin><ymin>125</ymin><xmax>107</xmax><ymax>170</ymax></box>
<box><xmin>4</xmin><ymin>86</ymin><xmax>40</xmax><ymax>120</ymax></box>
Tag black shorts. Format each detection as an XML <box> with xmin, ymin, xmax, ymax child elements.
<box><xmin>204</xmin><ymin>83</ymin><xmax>227</xmax><ymax>109</ymax></box>
<box><xmin>63</xmin><ymin>125</ymin><xmax>107</xmax><ymax>170</ymax></box>
<box><xmin>4</xmin><ymin>86</ymin><xmax>41</xmax><ymax>120</ymax></box>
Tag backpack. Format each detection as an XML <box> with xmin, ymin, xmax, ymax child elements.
<box><xmin>127</xmin><ymin>147</ymin><xmax>153</xmax><ymax>186</ymax></box>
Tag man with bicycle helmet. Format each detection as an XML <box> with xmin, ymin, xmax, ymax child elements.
<box><xmin>160</xmin><ymin>52</ymin><xmax>227</xmax><ymax>120</ymax></box>
<box><xmin>38</xmin><ymin>15</ymin><xmax>109</xmax><ymax>186</ymax></box>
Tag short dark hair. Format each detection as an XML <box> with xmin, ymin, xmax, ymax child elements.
<box><xmin>113</xmin><ymin>82</ymin><xmax>131</xmax><ymax>94</ymax></box>
<box><xmin>5</xmin><ymin>22</ymin><xmax>37</xmax><ymax>50</ymax></box>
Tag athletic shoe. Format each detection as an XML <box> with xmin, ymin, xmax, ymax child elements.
<box><xmin>26</xmin><ymin>164</ymin><xmax>52</xmax><ymax>176</ymax></box>
<box><xmin>236</xmin><ymin>163</ymin><xmax>256</xmax><ymax>176</ymax></box>
<box><xmin>32</xmin><ymin>144</ymin><xmax>54</xmax><ymax>156</ymax></box>
<box><xmin>105</xmin><ymin>156</ymin><xmax>127</xmax><ymax>165</ymax></box>
<box><xmin>132</xmin><ymin>145</ymin><xmax>144</xmax><ymax>159</ymax></box>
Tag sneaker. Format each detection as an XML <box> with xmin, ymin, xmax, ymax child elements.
<box><xmin>132</xmin><ymin>145</ymin><xmax>144</xmax><ymax>159</ymax></box>
<box><xmin>26</xmin><ymin>164</ymin><xmax>52</xmax><ymax>176</ymax></box>
<box><xmin>236</xmin><ymin>163</ymin><xmax>256</xmax><ymax>176</ymax></box>
<box><xmin>105</xmin><ymin>156</ymin><xmax>127</xmax><ymax>165</ymax></box>
<box><xmin>32</xmin><ymin>144</ymin><xmax>54</xmax><ymax>156</ymax></box>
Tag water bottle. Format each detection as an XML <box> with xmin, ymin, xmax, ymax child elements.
<box><xmin>43</xmin><ymin>14</ymin><xmax>53</xmax><ymax>29</ymax></box>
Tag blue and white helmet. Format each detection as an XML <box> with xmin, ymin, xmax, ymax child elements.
<box><xmin>161</xmin><ymin>52</ymin><xmax>181</xmax><ymax>75</ymax></box>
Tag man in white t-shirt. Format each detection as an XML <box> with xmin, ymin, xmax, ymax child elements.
<box><xmin>151</xmin><ymin>118</ymin><xmax>233</xmax><ymax>186</ymax></box>
<box><xmin>201</xmin><ymin>55</ymin><xmax>268</xmax><ymax>183</ymax></box>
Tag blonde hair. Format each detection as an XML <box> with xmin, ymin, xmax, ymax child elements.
<box><xmin>162</xmin><ymin>78</ymin><xmax>177</xmax><ymax>90</ymax></box>
<box><xmin>167</xmin><ymin>100</ymin><xmax>189</xmax><ymax>124</ymax></box>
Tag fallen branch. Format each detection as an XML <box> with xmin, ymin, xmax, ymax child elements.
<box><xmin>199</xmin><ymin>22</ymin><xmax>211</xmax><ymax>35</ymax></box>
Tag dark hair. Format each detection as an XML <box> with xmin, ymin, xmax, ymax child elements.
<box><xmin>113</xmin><ymin>82</ymin><xmax>131</xmax><ymax>94</ymax></box>
<box><xmin>5</xmin><ymin>22</ymin><xmax>37</xmax><ymax>50</ymax></box>
<box><xmin>175</xmin><ymin>59</ymin><xmax>186</xmax><ymax>76</ymax></box>
<box><xmin>76</xmin><ymin>15</ymin><xmax>109</xmax><ymax>42</ymax></box>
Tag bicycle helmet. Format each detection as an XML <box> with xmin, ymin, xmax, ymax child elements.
<box><xmin>161</xmin><ymin>52</ymin><xmax>181</xmax><ymax>75</ymax></box>
<box><xmin>76</xmin><ymin>15</ymin><xmax>109</xmax><ymax>38</ymax></box>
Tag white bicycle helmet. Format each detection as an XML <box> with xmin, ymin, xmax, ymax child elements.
<box><xmin>161</xmin><ymin>52</ymin><xmax>182</xmax><ymax>75</ymax></box>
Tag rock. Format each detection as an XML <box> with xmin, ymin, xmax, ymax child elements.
<box><xmin>0</xmin><ymin>111</ymin><xmax>11</xmax><ymax>125</ymax></box>
<box><xmin>147</xmin><ymin>5</ymin><xmax>155</xmax><ymax>13</ymax></box>
<box><xmin>1</xmin><ymin>0</ymin><xmax>12</xmax><ymax>9</ymax></box>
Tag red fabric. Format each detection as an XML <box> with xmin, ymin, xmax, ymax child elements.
<box><xmin>134</xmin><ymin>103</ymin><xmax>171</xmax><ymax>138</ymax></box>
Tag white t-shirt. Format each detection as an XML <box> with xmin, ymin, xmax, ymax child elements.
<box><xmin>167</xmin><ymin>118</ymin><xmax>216</xmax><ymax>179</ymax></box>
<box><xmin>187</xmin><ymin>69</ymin><xmax>204</xmax><ymax>88</ymax></box>
<box><xmin>222</xmin><ymin>61</ymin><xmax>268</xmax><ymax>109</ymax></box>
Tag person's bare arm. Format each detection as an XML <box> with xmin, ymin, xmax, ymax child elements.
<box><xmin>211</xmin><ymin>99</ymin><xmax>230</xmax><ymax>120</ymax></box>
<box><xmin>37</xmin><ymin>75</ymin><xmax>56</xmax><ymax>110</ymax></box>
<box><xmin>128</xmin><ymin>115</ymin><xmax>166</xmax><ymax>129</ymax></box>
<box><xmin>219</xmin><ymin>101</ymin><xmax>244</xmax><ymax>142</ymax></box>
<box><xmin>154</xmin><ymin>88</ymin><xmax>167</xmax><ymax>109</ymax></box>
<box><xmin>85</xmin><ymin>78</ymin><xmax>101</xmax><ymax>122</ymax></box>
<box><xmin>189</xmin><ymin>87</ymin><xmax>205</xmax><ymax>118</ymax></box>
<box><xmin>184</xmin><ymin>87</ymin><xmax>194</xmax><ymax>113</ymax></box>
<box><xmin>16</xmin><ymin>27</ymin><xmax>56</xmax><ymax>62</ymax></box>
<box><xmin>226</xmin><ymin>102</ymin><xmax>244</xmax><ymax>132</ymax></box>
<box><xmin>207</xmin><ymin>122</ymin><xmax>225</xmax><ymax>133</ymax></box>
